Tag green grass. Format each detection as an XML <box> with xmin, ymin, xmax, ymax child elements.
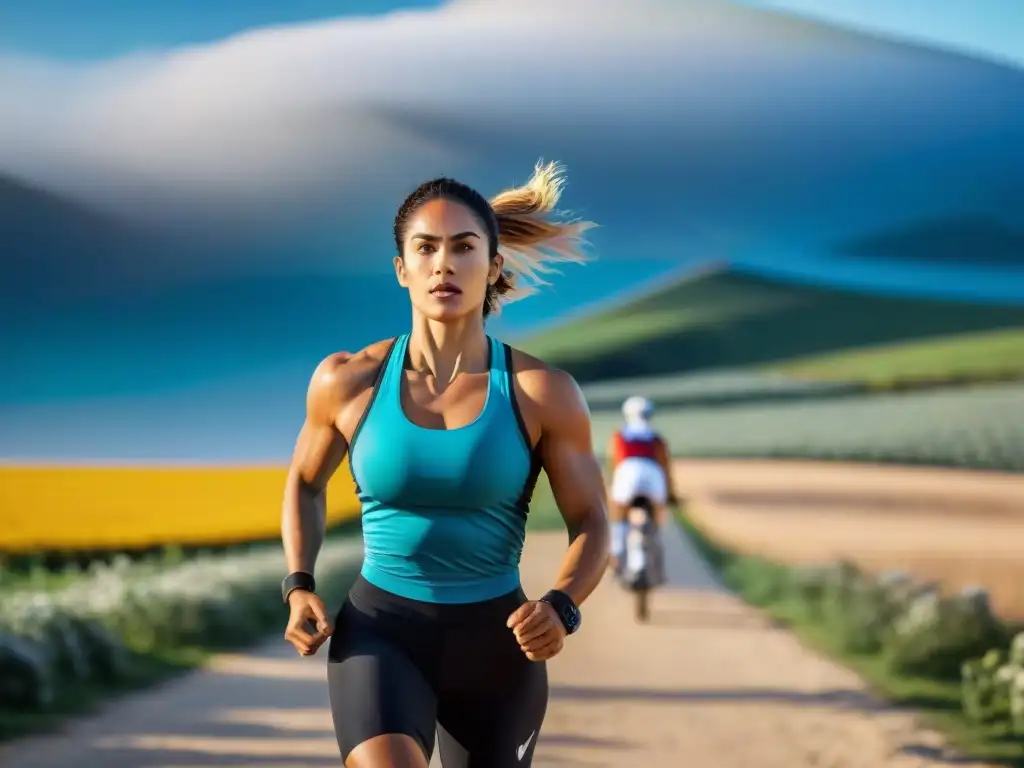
<box><xmin>0</xmin><ymin>568</ymin><xmax>89</xmax><ymax>593</ymax></box>
<box><xmin>520</xmin><ymin>266</ymin><xmax>1024</xmax><ymax>385</ymax></box>
<box><xmin>772</xmin><ymin>327</ymin><xmax>1024</xmax><ymax>386</ymax></box>
<box><xmin>0</xmin><ymin>518</ymin><xmax>363</xmax><ymax>576</ymax></box>
<box><xmin>585</xmin><ymin>381</ymin><xmax>1024</xmax><ymax>473</ymax></box>
<box><xmin>579</xmin><ymin>369</ymin><xmax>858</xmax><ymax>412</ymax></box>
<box><xmin>675</xmin><ymin>509</ymin><xmax>1024</xmax><ymax>766</ymax></box>
<box><xmin>526</xmin><ymin>472</ymin><xmax>567</xmax><ymax>533</ymax></box>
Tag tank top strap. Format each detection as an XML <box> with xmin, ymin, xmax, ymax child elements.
<box><xmin>490</xmin><ymin>336</ymin><xmax>535</xmax><ymax>452</ymax></box>
<box><xmin>488</xmin><ymin>334</ymin><xmax>512</xmax><ymax>399</ymax></box>
<box><xmin>378</xmin><ymin>333</ymin><xmax>410</xmax><ymax>402</ymax></box>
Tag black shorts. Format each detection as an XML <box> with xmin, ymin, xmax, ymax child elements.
<box><xmin>327</xmin><ymin>575</ymin><xmax>549</xmax><ymax>766</ymax></box>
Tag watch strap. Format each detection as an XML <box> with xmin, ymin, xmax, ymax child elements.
<box><xmin>539</xmin><ymin>589</ymin><xmax>581</xmax><ymax>635</ymax></box>
<box><xmin>282</xmin><ymin>571</ymin><xmax>316</xmax><ymax>604</ymax></box>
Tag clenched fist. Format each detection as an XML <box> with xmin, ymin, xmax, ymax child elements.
<box><xmin>507</xmin><ymin>600</ymin><xmax>566</xmax><ymax>662</ymax></box>
<box><xmin>284</xmin><ymin>590</ymin><xmax>334</xmax><ymax>656</ymax></box>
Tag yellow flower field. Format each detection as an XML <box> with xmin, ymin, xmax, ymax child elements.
<box><xmin>0</xmin><ymin>462</ymin><xmax>361</xmax><ymax>552</ymax></box>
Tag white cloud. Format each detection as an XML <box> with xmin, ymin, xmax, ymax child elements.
<box><xmin>0</xmin><ymin>0</ymin><xmax>872</xmax><ymax>219</ymax></box>
<box><xmin>1</xmin><ymin>0</ymin><xmax>1019</xmax><ymax>278</ymax></box>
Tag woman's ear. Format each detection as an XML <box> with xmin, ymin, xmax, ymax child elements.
<box><xmin>393</xmin><ymin>255</ymin><xmax>407</xmax><ymax>287</ymax></box>
<box><xmin>489</xmin><ymin>252</ymin><xmax>504</xmax><ymax>286</ymax></box>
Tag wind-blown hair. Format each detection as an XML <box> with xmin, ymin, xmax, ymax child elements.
<box><xmin>393</xmin><ymin>160</ymin><xmax>596</xmax><ymax>317</ymax></box>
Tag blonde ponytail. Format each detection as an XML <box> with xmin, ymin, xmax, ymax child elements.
<box><xmin>486</xmin><ymin>160</ymin><xmax>596</xmax><ymax>315</ymax></box>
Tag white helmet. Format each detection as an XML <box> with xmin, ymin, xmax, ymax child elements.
<box><xmin>621</xmin><ymin>395</ymin><xmax>654</xmax><ymax>422</ymax></box>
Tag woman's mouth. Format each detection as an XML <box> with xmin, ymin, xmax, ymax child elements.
<box><xmin>430</xmin><ymin>283</ymin><xmax>462</xmax><ymax>299</ymax></box>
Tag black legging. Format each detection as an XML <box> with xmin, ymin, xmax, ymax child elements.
<box><xmin>327</xmin><ymin>575</ymin><xmax>548</xmax><ymax>766</ymax></box>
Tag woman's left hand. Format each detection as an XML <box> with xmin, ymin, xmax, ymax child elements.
<box><xmin>507</xmin><ymin>600</ymin><xmax>566</xmax><ymax>662</ymax></box>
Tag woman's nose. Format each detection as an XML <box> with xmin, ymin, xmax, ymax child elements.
<box><xmin>432</xmin><ymin>247</ymin><xmax>455</xmax><ymax>274</ymax></box>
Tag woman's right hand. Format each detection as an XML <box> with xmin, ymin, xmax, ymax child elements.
<box><xmin>284</xmin><ymin>589</ymin><xmax>334</xmax><ymax>656</ymax></box>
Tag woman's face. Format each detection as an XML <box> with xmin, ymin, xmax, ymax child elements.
<box><xmin>395</xmin><ymin>198</ymin><xmax>503</xmax><ymax>323</ymax></box>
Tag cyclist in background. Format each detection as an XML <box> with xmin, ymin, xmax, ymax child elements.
<box><xmin>606</xmin><ymin>396</ymin><xmax>676</xmax><ymax>580</ymax></box>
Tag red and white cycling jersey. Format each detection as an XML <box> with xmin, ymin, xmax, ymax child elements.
<box><xmin>609</xmin><ymin>424</ymin><xmax>668</xmax><ymax>506</ymax></box>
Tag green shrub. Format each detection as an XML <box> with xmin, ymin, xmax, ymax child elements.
<box><xmin>1011</xmin><ymin>667</ymin><xmax>1024</xmax><ymax>737</ymax></box>
<box><xmin>961</xmin><ymin>632</ymin><xmax>1024</xmax><ymax>738</ymax></box>
<box><xmin>724</xmin><ymin>556</ymin><xmax>788</xmax><ymax>606</ymax></box>
<box><xmin>0</xmin><ymin>539</ymin><xmax>361</xmax><ymax>712</ymax></box>
<box><xmin>819</xmin><ymin>561</ymin><xmax>860</xmax><ymax>619</ymax></box>
<box><xmin>787</xmin><ymin>563</ymin><xmax>831</xmax><ymax>620</ymax></box>
<box><xmin>1007</xmin><ymin>633</ymin><xmax>1024</xmax><ymax>737</ymax></box>
<box><xmin>961</xmin><ymin>650</ymin><xmax>1012</xmax><ymax>724</ymax></box>
<box><xmin>0</xmin><ymin>634</ymin><xmax>53</xmax><ymax>709</ymax></box>
<box><xmin>832</xmin><ymin>576</ymin><xmax>892</xmax><ymax>654</ymax></box>
<box><xmin>890</xmin><ymin>587</ymin><xmax>1005</xmax><ymax>681</ymax></box>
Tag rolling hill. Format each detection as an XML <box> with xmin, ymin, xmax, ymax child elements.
<box><xmin>836</xmin><ymin>216</ymin><xmax>1024</xmax><ymax>267</ymax></box>
<box><xmin>0</xmin><ymin>174</ymin><xmax>157</xmax><ymax>307</ymax></box>
<box><xmin>520</xmin><ymin>265</ymin><xmax>1024</xmax><ymax>384</ymax></box>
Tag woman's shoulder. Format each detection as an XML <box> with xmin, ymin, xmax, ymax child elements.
<box><xmin>505</xmin><ymin>345</ymin><xmax>587</xmax><ymax>415</ymax></box>
<box><xmin>307</xmin><ymin>338</ymin><xmax>399</xmax><ymax>406</ymax></box>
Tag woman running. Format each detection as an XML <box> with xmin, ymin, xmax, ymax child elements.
<box><xmin>280</xmin><ymin>161</ymin><xmax>610</xmax><ymax>768</ymax></box>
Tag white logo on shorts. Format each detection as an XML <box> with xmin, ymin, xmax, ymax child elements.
<box><xmin>517</xmin><ymin>730</ymin><xmax>535</xmax><ymax>760</ymax></box>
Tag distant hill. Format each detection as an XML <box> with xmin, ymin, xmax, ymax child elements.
<box><xmin>0</xmin><ymin>173</ymin><xmax>159</xmax><ymax>307</ymax></box>
<box><xmin>837</xmin><ymin>216</ymin><xmax>1024</xmax><ymax>267</ymax></box>
<box><xmin>521</xmin><ymin>265</ymin><xmax>1024</xmax><ymax>383</ymax></box>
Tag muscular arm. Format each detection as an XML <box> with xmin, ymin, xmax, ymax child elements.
<box><xmin>281</xmin><ymin>355</ymin><xmax>350</xmax><ymax>577</ymax></box>
<box><xmin>604</xmin><ymin>434</ymin><xmax>618</xmax><ymax>480</ymax></box>
<box><xmin>534</xmin><ymin>370</ymin><xmax>611</xmax><ymax>607</ymax></box>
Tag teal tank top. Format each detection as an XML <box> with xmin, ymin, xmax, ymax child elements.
<box><xmin>348</xmin><ymin>334</ymin><xmax>541</xmax><ymax>604</ymax></box>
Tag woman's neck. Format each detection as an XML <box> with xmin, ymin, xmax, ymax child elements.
<box><xmin>407</xmin><ymin>314</ymin><xmax>489</xmax><ymax>386</ymax></box>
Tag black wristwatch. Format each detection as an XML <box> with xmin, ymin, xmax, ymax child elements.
<box><xmin>540</xmin><ymin>589</ymin><xmax>582</xmax><ymax>635</ymax></box>
<box><xmin>282</xmin><ymin>571</ymin><xmax>316</xmax><ymax>604</ymax></box>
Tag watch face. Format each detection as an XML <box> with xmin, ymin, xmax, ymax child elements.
<box><xmin>563</xmin><ymin>605</ymin><xmax>581</xmax><ymax>632</ymax></box>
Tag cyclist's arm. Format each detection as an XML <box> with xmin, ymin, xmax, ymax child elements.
<box><xmin>653</xmin><ymin>436</ymin><xmax>679</xmax><ymax>506</ymax></box>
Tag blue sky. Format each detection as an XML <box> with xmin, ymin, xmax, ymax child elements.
<box><xmin>0</xmin><ymin>0</ymin><xmax>440</xmax><ymax>59</ymax></box>
<box><xmin>2</xmin><ymin>0</ymin><xmax>1020</xmax><ymax>68</ymax></box>
<box><xmin>738</xmin><ymin>0</ymin><xmax>1023</xmax><ymax>69</ymax></box>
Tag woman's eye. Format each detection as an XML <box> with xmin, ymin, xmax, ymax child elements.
<box><xmin>458</xmin><ymin>242</ymin><xmax>474</xmax><ymax>251</ymax></box>
<box><xmin>417</xmin><ymin>243</ymin><xmax>435</xmax><ymax>254</ymax></box>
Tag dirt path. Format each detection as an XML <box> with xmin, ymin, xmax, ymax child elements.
<box><xmin>1</xmin><ymin>460</ymin><xmax>1011</xmax><ymax>767</ymax></box>
<box><xmin>674</xmin><ymin>458</ymin><xmax>1024</xmax><ymax>618</ymax></box>
<box><xmin>672</xmin><ymin>459</ymin><xmax>1024</xmax><ymax>523</ymax></box>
